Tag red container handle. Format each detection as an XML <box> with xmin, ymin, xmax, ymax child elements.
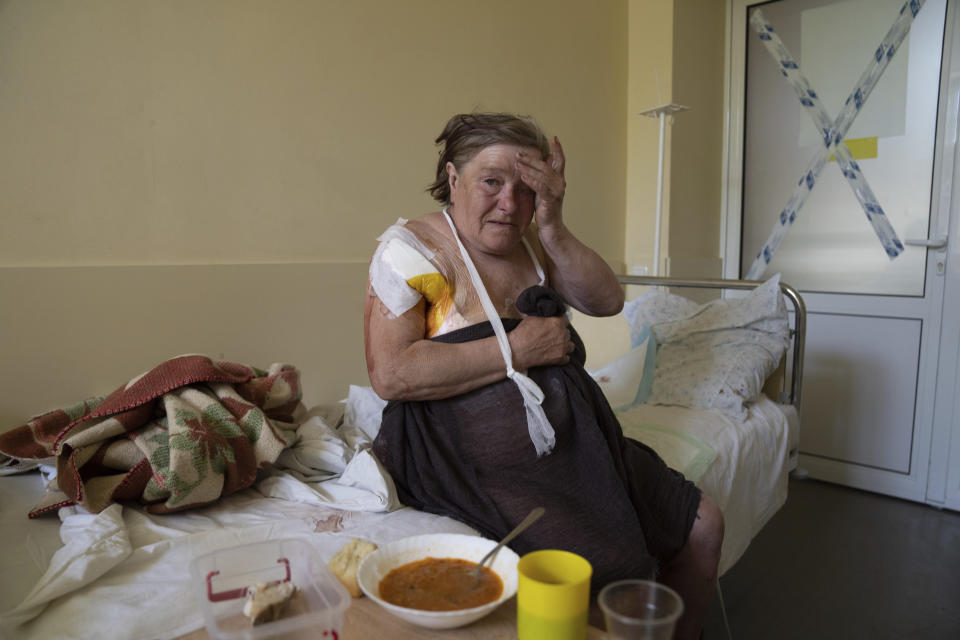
<box><xmin>206</xmin><ymin>557</ymin><xmax>291</xmax><ymax>602</ymax></box>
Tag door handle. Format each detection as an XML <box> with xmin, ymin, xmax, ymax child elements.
<box><xmin>903</xmin><ymin>236</ymin><xmax>948</xmax><ymax>249</ymax></box>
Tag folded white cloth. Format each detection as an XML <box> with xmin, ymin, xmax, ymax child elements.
<box><xmin>1</xmin><ymin>504</ymin><xmax>132</xmax><ymax>634</ymax></box>
<box><xmin>0</xmin><ymin>456</ymin><xmax>43</xmax><ymax>476</ymax></box>
<box><xmin>263</xmin><ymin>390</ymin><xmax>399</xmax><ymax>511</ymax></box>
<box><xmin>274</xmin><ymin>413</ymin><xmax>352</xmax><ymax>481</ymax></box>
<box><xmin>1</xmin><ymin>491</ymin><xmax>327</xmax><ymax>640</ymax></box>
<box><xmin>257</xmin><ymin>449</ymin><xmax>399</xmax><ymax>512</ymax></box>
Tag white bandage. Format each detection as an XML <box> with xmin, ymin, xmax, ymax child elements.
<box><xmin>442</xmin><ymin>210</ymin><xmax>556</xmax><ymax>456</ymax></box>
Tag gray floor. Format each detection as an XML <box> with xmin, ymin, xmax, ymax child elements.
<box><xmin>703</xmin><ymin>478</ymin><xmax>960</xmax><ymax>640</ymax></box>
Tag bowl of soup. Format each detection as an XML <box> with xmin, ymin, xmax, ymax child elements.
<box><xmin>356</xmin><ymin>533</ymin><xmax>519</xmax><ymax>629</ymax></box>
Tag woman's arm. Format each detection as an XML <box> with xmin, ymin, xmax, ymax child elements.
<box><xmin>517</xmin><ymin>138</ymin><xmax>624</xmax><ymax>317</ymax></box>
<box><xmin>536</xmin><ymin>224</ymin><xmax>624</xmax><ymax>317</ymax></box>
<box><xmin>364</xmin><ymin>285</ymin><xmax>573</xmax><ymax>402</ymax></box>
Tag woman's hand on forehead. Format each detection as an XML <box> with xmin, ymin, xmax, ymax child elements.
<box><xmin>516</xmin><ymin>136</ymin><xmax>566</xmax><ymax>231</ymax></box>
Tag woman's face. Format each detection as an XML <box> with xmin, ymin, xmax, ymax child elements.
<box><xmin>446</xmin><ymin>143</ymin><xmax>538</xmax><ymax>256</ymax></box>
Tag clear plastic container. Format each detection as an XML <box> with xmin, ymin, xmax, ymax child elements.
<box><xmin>191</xmin><ymin>538</ymin><xmax>350</xmax><ymax>640</ymax></box>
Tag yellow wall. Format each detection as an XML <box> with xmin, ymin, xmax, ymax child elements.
<box><xmin>669</xmin><ymin>0</ymin><xmax>725</xmax><ymax>279</ymax></box>
<box><xmin>624</xmin><ymin>0</ymin><xmax>725</xmax><ymax>281</ymax></box>
<box><xmin>0</xmin><ymin>0</ymin><xmax>628</xmax><ymax>268</ymax></box>
<box><xmin>0</xmin><ymin>0</ymin><xmax>629</xmax><ymax>424</ymax></box>
<box><xmin>626</xmin><ymin>0</ymin><xmax>674</xmax><ymax>277</ymax></box>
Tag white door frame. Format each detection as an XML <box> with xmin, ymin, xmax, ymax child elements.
<box><xmin>721</xmin><ymin>0</ymin><xmax>959</xmax><ymax>506</ymax></box>
<box><xmin>926</xmin><ymin>0</ymin><xmax>960</xmax><ymax>509</ymax></box>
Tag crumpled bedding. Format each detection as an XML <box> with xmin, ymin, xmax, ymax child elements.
<box><xmin>256</xmin><ymin>398</ymin><xmax>400</xmax><ymax>513</ymax></box>
<box><xmin>0</xmin><ymin>391</ymin><xmax>407</xmax><ymax>640</ymax></box>
<box><xmin>0</xmin><ymin>355</ymin><xmax>303</xmax><ymax>516</ymax></box>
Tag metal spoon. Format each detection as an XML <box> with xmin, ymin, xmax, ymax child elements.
<box><xmin>471</xmin><ymin>506</ymin><xmax>545</xmax><ymax>579</ymax></box>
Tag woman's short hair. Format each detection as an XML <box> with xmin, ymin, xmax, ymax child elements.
<box><xmin>428</xmin><ymin>112</ymin><xmax>551</xmax><ymax>205</ymax></box>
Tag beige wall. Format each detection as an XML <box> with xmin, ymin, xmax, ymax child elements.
<box><xmin>669</xmin><ymin>0</ymin><xmax>725</xmax><ymax>279</ymax></box>
<box><xmin>0</xmin><ymin>0</ymin><xmax>629</xmax><ymax>423</ymax></box>
<box><xmin>626</xmin><ymin>0</ymin><xmax>674</xmax><ymax>276</ymax></box>
<box><xmin>624</xmin><ymin>0</ymin><xmax>725</xmax><ymax>281</ymax></box>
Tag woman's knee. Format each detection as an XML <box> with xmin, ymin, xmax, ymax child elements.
<box><xmin>691</xmin><ymin>495</ymin><xmax>724</xmax><ymax>559</ymax></box>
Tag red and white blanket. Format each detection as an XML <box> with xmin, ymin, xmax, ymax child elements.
<box><xmin>0</xmin><ymin>355</ymin><xmax>301</xmax><ymax>517</ymax></box>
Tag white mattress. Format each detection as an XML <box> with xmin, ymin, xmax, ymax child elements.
<box><xmin>618</xmin><ymin>395</ymin><xmax>799</xmax><ymax>576</ymax></box>
<box><xmin>0</xmin><ymin>394</ymin><xmax>798</xmax><ymax>639</ymax></box>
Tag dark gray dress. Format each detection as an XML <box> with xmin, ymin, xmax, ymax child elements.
<box><xmin>372</xmin><ymin>286</ymin><xmax>701</xmax><ymax>589</ymax></box>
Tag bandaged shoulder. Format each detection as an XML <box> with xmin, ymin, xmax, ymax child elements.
<box><xmin>369</xmin><ymin>222</ymin><xmax>447</xmax><ymax>318</ymax></box>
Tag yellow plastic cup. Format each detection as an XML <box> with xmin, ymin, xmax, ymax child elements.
<box><xmin>516</xmin><ymin>550</ymin><xmax>593</xmax><ymax>640</ymax></box>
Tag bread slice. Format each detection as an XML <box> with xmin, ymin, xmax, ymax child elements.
<box><xmin>328</xmin><ymin>538</ymin><xmax>378</xmax><ymax>598</ymax></box>
<box><xmin>242</xmin><ymin>581</ymin><xmax>298</xmax><ymax>625</ymax></box>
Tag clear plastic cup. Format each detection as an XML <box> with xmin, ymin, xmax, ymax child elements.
<box><xmin>598</xmin><ymin>579</ymin><xmax>684</xmax><ymax>640</ymax></box>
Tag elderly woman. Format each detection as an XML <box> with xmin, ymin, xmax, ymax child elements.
<box><xmin>365</xmin><ymin>112</ymin><xmax>723</xmax><ymax>639</ymax></box>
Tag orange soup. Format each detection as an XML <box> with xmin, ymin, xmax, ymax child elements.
<box><xmin>378</xmin><ymin>557</ymin><xmax>503</xmax><ymax>611</ymax></box>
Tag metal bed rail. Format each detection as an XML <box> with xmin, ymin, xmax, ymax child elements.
<box><xmin>615</xmin><ymin>275</ymin><xmax>806</xmax><ymax>411</ymax></box>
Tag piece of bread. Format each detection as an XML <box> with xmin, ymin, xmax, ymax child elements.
<box><xmin>328</xmin><ymin>538</ymin><xmax>378</xmax><ymax>597</ymax></box>
<box><xmin>242</xmin><ymin>581</ymin><xmax>298</xmax><ymax>625</ymax></box>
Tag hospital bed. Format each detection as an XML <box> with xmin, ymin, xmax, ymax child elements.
<box><xmin>608</xmin><ymin>274</ymin><xmax>805</xmax><ymax>577</ymax></box>
<box><xmin>0</xmin><ymin>274</ymin><xmax>805</xmax><ymax>640</ymax></box>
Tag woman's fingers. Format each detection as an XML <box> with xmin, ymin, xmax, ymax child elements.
<box><xmin>516</xmin><ymin>152</ymin><xmax>547</xmax><ymax>185</ymax></box>
<box><xmin>517</xmin><ymin>146</ymin><xmax>564</xmax><ymax>189</ymax></box>
<box><xmin>549</xmin><ymin>136</ymin><xmax>565</xmax><ymax>175</ymax></box>
<box><xmin>520</xmin><ymin>137</ymin><xmax>565</xmax><ymax>175</ymax></box>
<box><xmin>510</xmin><ymin>315</ymin><xmax>573</xmax><ymax>369</ymax></box>
<box><xmin>516</xmin><ymin>147</ymin><xmax>565</xmax><ymax>228</ymax></box>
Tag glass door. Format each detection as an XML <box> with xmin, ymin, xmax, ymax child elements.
<box><xmin>724</xmin><ymin>0</ymin><xmax>954</xmax><ymax>501</ymax></box>
<box><xmin>741</xmin><ymin>0</ymin><xmax>944</xmax><ymax>296</ymax></box>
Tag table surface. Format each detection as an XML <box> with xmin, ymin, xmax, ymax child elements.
<box><xmin>178</xmin><ymin>595</ymin><xmax>608</xmax><ymax>639</ymax></box>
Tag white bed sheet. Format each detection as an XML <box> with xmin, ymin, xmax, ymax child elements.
<box><xmin>0</xmin><ymin>474</ymin><xmax>62</xmax><ymax>618</ymax></box>
<box><xmin>0</xmin><ymin>393</ymin><xmax>797</xmax><ymax>639</ymax></box>
<box><xmin>0</xmin><ymin>477</ymin><xmax>475</xmax><ymax>640</ymax></box>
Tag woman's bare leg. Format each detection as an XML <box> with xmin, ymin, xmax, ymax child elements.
<box><xmin>659</xmin><ymin>494</ymin><xmax>725</xmax><ymax>640</ymax></box>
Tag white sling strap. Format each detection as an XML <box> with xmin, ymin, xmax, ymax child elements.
<box><xmin>442</xmin><ymin>209</ymin><xmax>556</xmax><ymax>456</ymax></box>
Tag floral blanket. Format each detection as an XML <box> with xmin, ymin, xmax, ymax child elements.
<box><xmin>0</xmin><ymin>355</ymin><xmax>302</xmax><ymax>517</ymax></box>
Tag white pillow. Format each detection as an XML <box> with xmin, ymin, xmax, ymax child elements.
<box><xmin>588</xmin><ymin>332</ymin><xmax>656</xmax><ymax>410</ymax></box>
<box><xmin>651</xmin><ymin>275</ymin><xmax>788</xmax><ymax>343</ymax></box>
<box><xmin>623</xmin><ymin>289</ymin><xmax>700</xmax><ymax>347</ymax></box>
<box><xmin>586</xmin><ymin>289</ymin><xmax>702</xmax><ymax>411</ymax></box>
<box><xmin>571</xmin><ymin>309</ymin><xmax>632</xmax><ymax>371</ymax></box>
<box><xmin>650</xmin><ymin>328</ymin><xmax>787</xmax><ymax>421</ymax></box>
<box><xmin>590</xmin><ymin>288</ymin><xmax>700</xmax><ymax>410</ymax></box>
<box><xmin>622</xmin><ymin>275</ymin><xmax>790</xmax><ymax>421</ymax></box>
<box><xmin>652</xmin><ymin>275</ymin><xmax>789</xmax><ymax>420</ymax></box>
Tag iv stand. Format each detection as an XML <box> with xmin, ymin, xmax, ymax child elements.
<box><xmin>638</xmin><ymin>103</ymin><xmax>689</xmax><ymax>276</ymax></box>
